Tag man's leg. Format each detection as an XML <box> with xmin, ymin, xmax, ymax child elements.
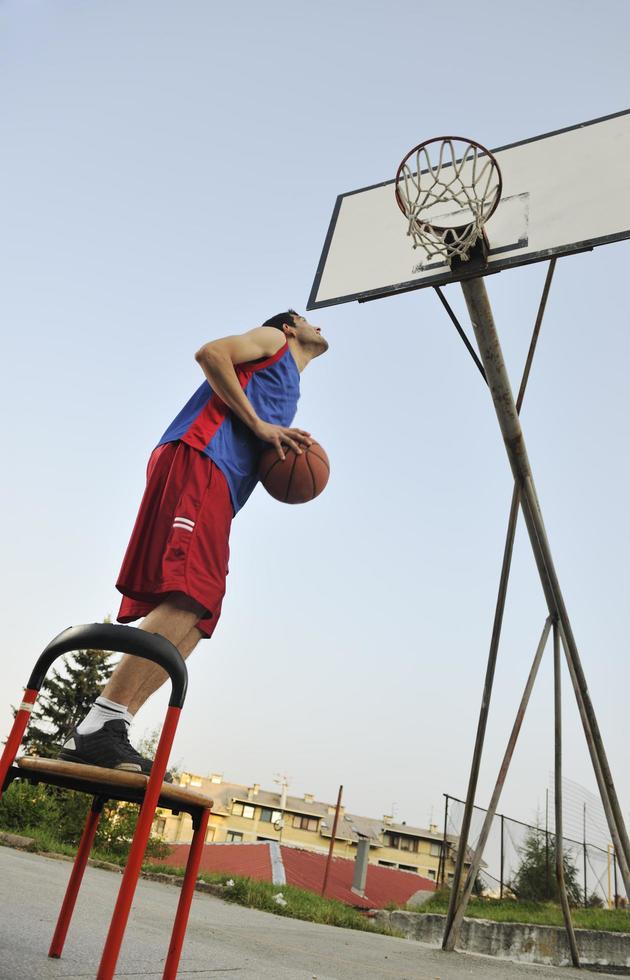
<box><xmin>102</xmin><ymin>594</ymin><xmax>206</xmax><ymax>714</ymax></box>
<box><xmin>60</xmin><ymin>595</ymin><xmax>207</xmax><ymax>773</ymax></box>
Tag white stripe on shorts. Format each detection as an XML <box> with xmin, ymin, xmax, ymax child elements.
<box><xmin>173</xmin><ymin>521</ymin><xmax>194</xmax><ymax>532</ymax></box>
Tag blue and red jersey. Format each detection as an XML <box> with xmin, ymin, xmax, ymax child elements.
<box><xmin>157</xmin><ymin>342</ymin><xmax>300</xmax><ymax>513</ymax></box>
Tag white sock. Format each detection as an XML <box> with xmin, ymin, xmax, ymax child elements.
<box><xmin>76</xmin><ymin>696</ymin><xmax>130</xmax><ymax>736</ymax></box>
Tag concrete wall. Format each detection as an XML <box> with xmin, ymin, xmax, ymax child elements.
<box><xmin>373</xmin><ymin>911</ymin><xmax>630</xmax><ymax>970</ymax></box>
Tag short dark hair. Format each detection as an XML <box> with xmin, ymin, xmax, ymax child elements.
<box><xmin>263</xmin><ymin>309</ymin><xmax>300</xmax><ymax>331</ymax></box>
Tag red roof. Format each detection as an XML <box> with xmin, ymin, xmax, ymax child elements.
<box><xmin>153</xmin><ymin>842</ymin><xmax>435</xmax><ymax>909</ymax></box>
<box><xmin>162</xmin><ymin>842</ymin><xmax>272</xmax><ymax>881</ymax></box>
<box><xmin>280</xmin><ymin>846</ymin><xmax>435</xmax><ymax>908</ymax></box>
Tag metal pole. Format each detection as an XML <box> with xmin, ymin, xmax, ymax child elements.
<box><xmin>608</xmin><ymin>845</ymin><xmax>613</xmax><ymax>909</ymax></box>
<box><xmin>443</xmin><ymin>617</ymin><xmax>552</xmax><ymax>950</ymax></box>
<box><xmin>441</xmin><ymin>262</ymin><xmax>555</xmax><ymax>935</ymax></box>
<box><xmin>553</xmin><ymin>621</ymin><xmax>580</xmax><ymax>967</ymax></box>
<box><xmin>583</xmin><ymin>804</ymin><xmax>588</xmax><ymax>909</ymax></box>
<box><xmin>443</xmin><ymin>486</ymin><xmax>520</xmax><ymax>929</ymax></box>
<box><xmin>500</xmin><ymin>814</ymin><xmax>505</xmax><ymax>900</ymax></box>
<box><xmin>439</xmin><ymin>795</ymin><xmax>449</xmax><ymax>889</ymax></box>
<box><xmin>515</xmin><ymin>259</ymin><xmax>557</xmax><ymax>410</ymax></box>
<box><xmin>546</xmin><ymin>788</ymin><xmax>550</xmax><ymax>897</ymax></box>
<box><xmin>459</xmin><ymin>276</ymin><xmax>630</xmax><ymax>897</ymax></box>
<box><xmin>614</xmin><ymin>849</ymin><xmax>619</xmax><ymax>908</ymax></box>
<box><xmin>434</xmin><ymin>286</ymin><xmax>487</xmax><ymax>382</ymax></box>
<box><xmin>559</xmin><ymin>625</ymin><xmax>630</xmax><ymax>898</ymax></box>
<box><xmin>321</xmin><ymin>785</ymin><xmax>343</xmax><ymax>897</ymax></box>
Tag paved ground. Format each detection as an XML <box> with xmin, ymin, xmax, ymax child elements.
<box><xmin>0</xmin><ymin>847</ymin><xmax>622</xmax><ymax>979</ymax></box>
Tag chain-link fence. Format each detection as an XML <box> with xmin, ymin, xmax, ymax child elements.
<box><xmin>441</xmin><ymin>786</ymin><xmax>623</xmax><ymax>908</ymax></box>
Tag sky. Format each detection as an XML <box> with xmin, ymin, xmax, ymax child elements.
<box><xmin>1</xmin><ymin>0</ymin><xmax>630</xmax><ymax>842</ymax></box>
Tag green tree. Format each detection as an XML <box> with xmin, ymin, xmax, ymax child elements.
<box><xmin>96</xmin><ymin>801</ymin><xmax>170</xmax><ymax>859</ymax></box>
<box><xmin>21</xmin><ymin>644</ymin><xmax>116</xmax><ymax>757</ymax></box>
<box><xmin>510</xmin><ymin>826</ymin><xmax>582</xmax><ymax>905</ymax></box>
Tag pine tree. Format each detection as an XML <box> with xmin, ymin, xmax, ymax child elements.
<box><xmin>510</xmin><ymin>825</ymin><xmax>582</xmax><ymax>905</ymax></box>
<box><xmin>21</xmin><ymin>645</ymin><xmax>117</xmax><ymax>757</ymax></box>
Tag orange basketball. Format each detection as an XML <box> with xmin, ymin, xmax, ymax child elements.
<box><xmin>258</xmin><ymin>441</ymin><xmax>330</xmax><ymax>504</ymax></box>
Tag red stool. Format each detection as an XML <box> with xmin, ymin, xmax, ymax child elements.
<box><xmin>0</xmin><ymin>623</ymin><xmax>213</xmax><ymax>979</ymax></box>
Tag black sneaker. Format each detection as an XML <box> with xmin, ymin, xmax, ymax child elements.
<box><xmin>59</xmin><ymin>719</ymin><xmax>173</xmax><ymax>782</ymax></box>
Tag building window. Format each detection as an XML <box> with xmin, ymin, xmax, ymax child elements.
<box><xmin>260</xmin><ymin>808</ymin><xmax>282</xmax><ymax>824</ymax></box>
<box><xmin>205</xmin><ymin>827</ymin><xmax>215</xmax><ymax>842</ymax></box>
<box><xmin>399</xmin><ymin>864</ymin><xmax>418</xmax><ymax>873</ymax></box>
<box><xmin>385</xmin><ymin>832</ymin><xmax>418</xmax><ymax>852</ymax></box>
<box><xmin>426</xmin><ymin>868</ymin><xmax>437</xmax><ymax>880</ymax></box>
<box><xmin>378</xmin><ymin>860</ymin><xmax>396</xmax><ymax>867</ymax></box>
<box><xmin>226</xmin><ymin>831</ymin><xmax>243</xmax><ymax>843</ymax></box>
<box><xmin>292</xmin><ymin>815</ymin><xmax>318</xmax><ymax>831</ymax></box>
<box><xmin>430</xmin><ymin>842</ymin><xmax>441</xmax><ymax>857</ymax></box>
<box><xmin>232</xmin><ymin>802</ymin><xmax>255</xmax><ymax>819</ymax></box>
<box><xmin>153</xmin><ymin>817</ymin><xmax>166</xmax><ymax>836</ymax></box>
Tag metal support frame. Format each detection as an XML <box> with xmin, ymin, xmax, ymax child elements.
<box><xmin>440</xmin><ymin>266</ymin><xmax>630</xmax><ymax>956</ymax></box>
<box><xmin>553</xmin><ymin>622</ymin><xmax>580</xmax><ymax>966</ymax></box>
<box><xmin>442</xmin><ymin>260</ymin><xmax>555</xmax><ymax>945</ymax></box>
<box><xmin>443</xmin><ymin>618</ymin><xmax>552</xmax><ymax>947</ymax></box>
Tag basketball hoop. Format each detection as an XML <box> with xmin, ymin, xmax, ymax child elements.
<box><xmin>395</xmin><ymin>137</ymin><xmax>502</xmax><ymax>266</ymax></box>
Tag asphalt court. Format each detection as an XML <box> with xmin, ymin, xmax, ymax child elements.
<box><xmin>0</xmin><ymin>847</ymin><xmax>621</xmax><ymax>979</ymax></box>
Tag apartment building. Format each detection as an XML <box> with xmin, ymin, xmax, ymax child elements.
<box><xmin>154</xmin><ymin>772</ymin><xmax>461</xmax><ymax>882</ymax></box>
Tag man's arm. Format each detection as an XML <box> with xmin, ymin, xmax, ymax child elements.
<box><xmin>195</xmin><ymin>327</ymin><xmax>311</xmax><ymax>459</ymax></box>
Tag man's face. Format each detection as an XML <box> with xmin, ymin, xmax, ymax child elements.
<box><xmin>288</xmin><ymin>314</ymin><xmax>329</xmax><ymax>354</ymax></box>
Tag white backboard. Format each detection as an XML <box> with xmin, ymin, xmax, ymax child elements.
<box><xmin>307</xmin><ymin>110</ymin><xmax>630</xmax><ymax>310</ymax></box>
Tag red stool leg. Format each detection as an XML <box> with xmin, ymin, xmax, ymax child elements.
<box><xmin>162</xmin><ymin>808</ymin><xmax>210</xmax><ymax>980</ymax></box>
<box><xmin>49</xmin><ymin>798</ymin><xmax>105</xmax><ymax>958</ymax></box>
<box><xmin>97</xmin><ymin>705</ymin><xmax>181</xmax><ymax>980</ymax></box>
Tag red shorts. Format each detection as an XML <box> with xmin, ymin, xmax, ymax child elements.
<box><xmin>116</xmin><ymin>441</ymin><xmax>233</xmax><ymax>639</ymax></box>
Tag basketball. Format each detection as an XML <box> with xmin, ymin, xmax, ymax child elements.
<box><xmin>258</xmin><ymin>441</ymin><xmax>330</xmax><ymax>504</ymax></box>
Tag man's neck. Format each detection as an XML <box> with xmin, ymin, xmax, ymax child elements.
<box><xmin>287</xmin><ymin>339</ymin><xmax>313</xmax><ymax>373</ymax></box>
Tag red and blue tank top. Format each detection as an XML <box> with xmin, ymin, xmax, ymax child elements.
<box><xmin>157</xmin><ymin>342</ymin><xmax>300</xmax><ymax>514</ymax></box>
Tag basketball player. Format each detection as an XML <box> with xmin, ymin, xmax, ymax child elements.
<box><xmin>60</xmin><ymin>312</ymin><xmax>328</xmax><ymax>773</ymax></box>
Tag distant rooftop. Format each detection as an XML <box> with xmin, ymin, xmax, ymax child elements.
<box><xmin>176</xmin><ymin>772</ymin><xmax>455</xmax><ymax>846</ymax></box>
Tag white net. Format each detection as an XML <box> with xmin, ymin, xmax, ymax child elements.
<box><xmin>396</xmin><ymin>138</ymin><xmax>502</xmax><ymax>265</ymax></box>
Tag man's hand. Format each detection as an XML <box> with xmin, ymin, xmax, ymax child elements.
<box><xmin>254</xmin><ymin>419</ymin><xmax>313</xmax><ymax>460</ymax></box>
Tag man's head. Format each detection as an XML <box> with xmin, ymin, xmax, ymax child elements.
<box><xmin>263</xmin><ymin>309</ymin><xmax>329</xmax><ymax>364</ymax></box>
<box><xmin>263</xmin><ymin>309</ymin><xmax>301</xmax><ymax>332</ymax></box>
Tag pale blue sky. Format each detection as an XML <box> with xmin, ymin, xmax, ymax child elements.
<box><xmin>2</xmin><ymin>0</ymin><xmax>629</xmax><ymax>835</ymax></box>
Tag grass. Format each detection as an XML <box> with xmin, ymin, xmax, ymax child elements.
<box><xmin>1</xmin><ymin>825</ymin><xmax>126</xmax><ymax>866</ymax></box>
<box><xmin>0</xmin><ymin>830</ymin><xmax>399</xmax><ymax>937</ymax></box>
<box><xmin>147</xmin><ymin>863</ymin><xmax>401</xmax><ymax>935</ymax></box>
<box><xmin>410</xmin><ymin>891</ymin><xmax>630</xmax><ymax>933</ymax></box>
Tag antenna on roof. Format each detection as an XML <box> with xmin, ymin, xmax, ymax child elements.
<box><xmin>273</xmin><ymin>773</ymin><xmax>290</xmax><ymax>812</ymax></box>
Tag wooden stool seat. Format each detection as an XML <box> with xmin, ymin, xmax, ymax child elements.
<box><xmin>16</xmin><ymin>756</ymin><xmax>213</xmax><ymax>814</ymax></box>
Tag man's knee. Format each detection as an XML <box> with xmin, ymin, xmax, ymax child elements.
<box><xmin>179</xmin><ymin>626</ymin><xmax>205</xmax><ymax>658</ymax></box>
<box><xmin>166</xmin><ymin>591</ymin><xmax>208</xmax><ymax>619</ymax></box>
